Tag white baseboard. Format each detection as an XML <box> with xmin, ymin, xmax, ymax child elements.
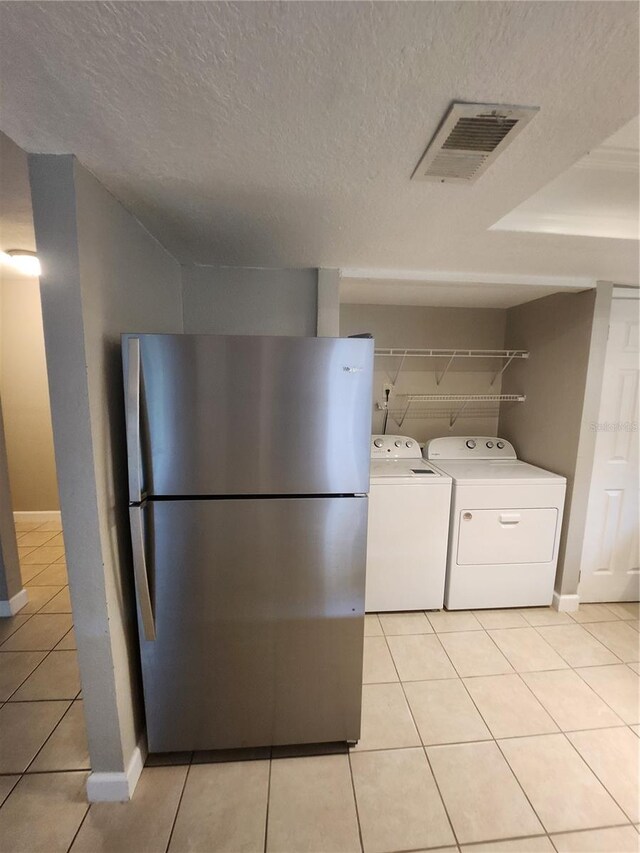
<box><xmin>553</xmin><ymin>591</ymin><xmax>580</xmax><ymax>612</ymax></box>
<box><xmin>13</xmin><ymin>510</ymin><xmax>61</xmax><ymax>524</ymax></box>
<box><xmin>86</xmin><ymin>737</ymin><xmax>147</xmax><ymax>802</ymax></box>
<box><xmin>0</xmin><ymin>587</ymin><xmax>29</xmax><ymax>617</ymax></box>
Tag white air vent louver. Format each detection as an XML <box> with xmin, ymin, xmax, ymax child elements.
<box><xmin>412</xmin><ymin>102</ymin><xmax>539</xmax><ymax>184</ymax></box>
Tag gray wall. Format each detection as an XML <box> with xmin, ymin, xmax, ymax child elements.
<box><xmin>498</xmin><ymin>288</ymin><xmax>609</xmax><ymax>598</ymax></box>
<box><xmin>182</xmin><ymin>265</ymin><xmax>317</xmax><ymax>336</ymax></box>
<box><xmin>29</xmin><ymin>155</ymin><xmax>183</xmax><ymax>777</ymax></box>
<box><xmin>340</xmin><ymin>303</ymin><xmax>507</xmax><ymax>443</ymax></box>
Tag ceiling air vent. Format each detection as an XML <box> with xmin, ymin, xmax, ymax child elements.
<box><xmin>412</xmin><ymin>102</ymin><xmax>539</xmax><ymax>184</ymax></box>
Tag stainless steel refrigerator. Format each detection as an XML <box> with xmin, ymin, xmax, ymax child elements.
<box><xmin>123</xmin><ymin>333</ymin><xmax>373</xmax><ymax>752</ymax></box>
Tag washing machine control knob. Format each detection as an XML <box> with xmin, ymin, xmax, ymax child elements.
<box><xmin>497</xmin><ymin>441</ymin><xmax>505</xmax><ymax>449</ymax></box>
<box><xmin>486</xmin><ymin>441</ymin><xmax>494</xmax><ymax>448</ymax></box>
<box><xmin>395</xmin><ymin>440</ymin><xmax>402</xmax><ymax>447</ymax></box>
<box><xmin>406</xmin><ymin>441</ymin><xmax>413</xmax><ymax>448</ymax></box>
<box><xmin>466</xmin><ymin>439</ymin><xmax>476</xmax><ymax>449</ymax></box>
<box><xmin>374</xmin><ymin>438</ymin><xmax>384</xmax><ymax>448</ymax></box>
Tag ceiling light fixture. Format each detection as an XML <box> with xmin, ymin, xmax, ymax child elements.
<box><xmin>2</xmin><ymin>249</ymin><xmax>41</xmax><ymax>276</ymax></box>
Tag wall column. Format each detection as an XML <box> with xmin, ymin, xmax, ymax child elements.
<box><xmin>317</xmin><ymin>268</ymin><xmax>340</xmax><ymax>337</ymax></box>
<box><xmin>555</xmin><ymin>281</ymin><xmax>614</xmax><ymax>606</ymax></box>
<box><xmin>0</xmin><ymin>395</ymin><xmax>26</xmax><ymax>615</ymax></box>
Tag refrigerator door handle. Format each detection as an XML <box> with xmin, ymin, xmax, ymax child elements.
<box><xmin>129</xmin><ymin>503</ymin><xmax>156</xmax><ymax>641</ymax></box>
<box><xmin>126</xmin><ymin>336</ymin><xmax>143</xmax><ymax>503</ymax></box>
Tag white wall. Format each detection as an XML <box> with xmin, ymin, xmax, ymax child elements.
<box><xmin>340</xmin><ymin>303</ymin><xmax>507</xmax><ymax>443</ymax></box>
<box><xmin>182</xmin><ymin>265</ymin><xmax>317</xmax><ymax>336</ymax></box>
<box><xmin>29</xmin><ymin>155</ymin><xmax>183</xmax><ymax>792</ymax></box>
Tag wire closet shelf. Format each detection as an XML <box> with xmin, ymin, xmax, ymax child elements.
<box><xmin>374</xmin><ymin>348</ymin><xmax>529</xmax><ymax>386</ymax></box>
<box><xmin>374</xmin><ymin>348</ymin><xmax>529</xmax><ymax>428</ymax></box>
<box><xmin>389</xmin><ymin>393</ymin><xmax>526</xmax><ymax>428</ymax></box>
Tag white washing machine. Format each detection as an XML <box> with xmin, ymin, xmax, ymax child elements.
<box><xmin>366</xmin><ymin>435</ymin><xmax>452</xmax><ymax>612</ymax></box>
<box><xmin>424</xmin><ymin>436</ymin><xmax>567</xmax><ymax>610</ymax></box>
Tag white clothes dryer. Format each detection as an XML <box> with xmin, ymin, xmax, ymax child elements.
<box><xmin>424</xmin><ymin>436</ymin><xmax>567</xmax><ymax>610</ymax></box>
<box><xmin>366</xmin><ymin>435</ymin><xmax>452</xmax><ymax>612</ymax></box>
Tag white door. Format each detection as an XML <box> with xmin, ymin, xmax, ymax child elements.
<box><xmin>579</xmin><ymin>296</ymin><xmax>639</xmax><ymax>602</ymax></box>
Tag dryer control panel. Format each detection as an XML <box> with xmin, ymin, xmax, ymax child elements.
<box><xmin>424</xmin><ymin>436</ymin><xmax>517</xmax><ymax>460</ymax></box>
<box><xmin>371</xmin><ymin>435</ymin><xmax>421</xmax><ymax>459</ymax></box>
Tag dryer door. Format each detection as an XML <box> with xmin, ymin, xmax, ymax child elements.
<box><xmin>456</xmin><ymin>507</ymin><xmax>559</xmax><ymax>565</ymax></box>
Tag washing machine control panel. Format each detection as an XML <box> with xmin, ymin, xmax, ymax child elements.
<box><xmin>371</xmin><ymin>435</ymin><xmax>422</xmax><ymax>459</ymax></box>
<box><xmin>424</xmin><ymin>436</ymin><xmax>517</xmax><ymax>460</ymax></box>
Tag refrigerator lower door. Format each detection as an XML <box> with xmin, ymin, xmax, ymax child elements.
<box><xmin>136</xmin><ymin>496</ymin><xmax>367</xmax><ymax>752</ymax></box>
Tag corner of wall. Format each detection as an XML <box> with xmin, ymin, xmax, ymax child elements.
<box><xmin>28</xmin><ymin>154</ymin><xmax>185</xmax><ymax>798</ymax></box>
<box><xmin>317</xmin><ymin>269</ymin><xmax>340</xmax><ymax>337</ymax></box>
<box><xmin>556</xmin><ymin>282</ymin><xmax>614</xmax><ymax>597</ymax></box>
<box><xmin>497</xmin><ymin>287</ymin><xmax>607</xmax><ymax>601</ymax></box>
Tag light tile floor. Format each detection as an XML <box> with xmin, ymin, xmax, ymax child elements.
<box><xmin>1</xmin><ymin>520</ymin><xmax>639</xmax><ymax>852</ymax></box>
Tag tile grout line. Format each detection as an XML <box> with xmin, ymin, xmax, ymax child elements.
<box><xmin>570</xmin><ymin>662</ymin><xmax>638</xmax><ymax>725</ymax></box>
<box><xmin>65</xmin><ymin>791</ymin><xmax>91</xmax><ymax>853</ymax></box>
<box><xmin>1</xmin><ymin>649</ymin><xmax>54</xmax><ymax>702</ymax></box>
<box><xmin>581</xmin><ymin>620</ymin><xmax>640</xmax><ymax>665</ymax></box>
<box><xmin>385</xmin><ymin>612</ymin><xmax>639</xmax><ymax>823</ymax></box>
<box><xmin>561</xmin><ymin>729</ymin><xmax>638</xmax><ymax>825</ymax></box>
<box><xmin>419</xmin><ymin>621</ymin><xmax>552</xmax><ymax>844</ymax></box>
<box><xmin>1</xmin><ymin>642</ymin><xmax>75</xmax><ymax>770</ymax></box>
<box><xmin>16</xmin><ymin>530</ymin><xmax>60</xmax><ymax>549</ymax></box>
<box><xmin>3</xmin><ymin>612</ymin><xmax>75</xmax><ymax>704</ymax></box>
<box><xmin>527</xmin><ymin>617</ymin><xmax>628</xmax><ymax>668</ymax></box>
<box><xmin>263</xmin><ymin>755</ymin><xmax>273</xmax><ymax>853</ymax></box>
<box><xmin>380</xmin><ymin>627</ymin><xmax>461</xmax><ymax>850</ymax></box>
<box><xmin>4</xmin><ymin>530</ymin><xmax>85</xmax><ymax>808</ymax></box>
<box><xmin>493</xmin><ymin>732</ymin><xmax>563</xmax><ymax>838</ymax></box>
<box><xmin>0</xmin><ymin>610</ymin><xmax>36</xmax><ymax>648</ymax></box>
<box><xmin>432</xmin><ymin>819</ymin><xmax>638</xmax><ymax>851</ymax></box>
<box><xmin>23</xmin><ymin>699</ymin><xmax>78</xmax><ymax>775</ymax></box>
<box><xmin>164</xmin><ymin>759</ymin><xmax>193</xmax><ymax>853</ymax></box>
<box><xmin>101</xmin><ymin>720</ymin><xmax>626</xmax><ymax>769</ymax></box>
<box><xmin>513</xmin><ymin>665</ymin><xmax>627</xmax><ymax>733</ymax></box>
<box><xmin>391</xmin><ymin>615</ymin><xmax>640</xmax><ymax>843</ymax></box>
<box><xmin>346</xmin><ymin>750</ymin><xmax>365</xmax><ymax>853</ymax></box>
<box><xmin>1</xmin><ymin>571</ymin><xmax>77</xmax><ymax>773</ymax></box>
<box><xmin>364</xmin><ymin>632</ymin><xmax>635</xmax><ymax>738</ymax></box>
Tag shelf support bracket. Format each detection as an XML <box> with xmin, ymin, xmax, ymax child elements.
<box><xmin>396</xmin><ymin>397</ymin><xmax>412</xmax><ymax>428</ymax></box>
<box><xmin>490</xmin><ymin>352</ymin><xmax>517</xmax><ymax>386</ymax></box>
<box><xmin>391</xmin><ymin>351</ymin><xmax>407</xmax><ymax>387</ymax></box>
<box><xmin>436</xmin><ymin>353</ymin><xmax>456</xmax><ymax>386</ymax></box>
<box><xmin>449</xmin><ymin>398</ymin><xmax>471</xmax><ymax>428</ymax></box>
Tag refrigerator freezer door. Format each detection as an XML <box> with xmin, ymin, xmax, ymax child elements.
<box><xmin>123</xmin><ymin>333</ymin><xmax>373</xmax><ymax>497</ymax></box>
<box><xmin>137</xmin><ymin>496</ymin><xmax>367</xmax><ymax>752</ymax></box>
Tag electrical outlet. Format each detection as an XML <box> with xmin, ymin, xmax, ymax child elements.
<box><xmin>383</xmin><ymin>382</ymin><xmax>393</xmax><ymax>396</ymax></box>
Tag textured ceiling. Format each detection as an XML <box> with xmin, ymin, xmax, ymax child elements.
<box><xmin>0</xmin><ymin>1</ymin><xmax>638</xmax><ymax>282</ymax></box>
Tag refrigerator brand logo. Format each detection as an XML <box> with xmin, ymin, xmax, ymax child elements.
<box><xmin>343</xmin><ymin>366</ymin><xmax>363</xmax><ymax>373</ymax></box>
